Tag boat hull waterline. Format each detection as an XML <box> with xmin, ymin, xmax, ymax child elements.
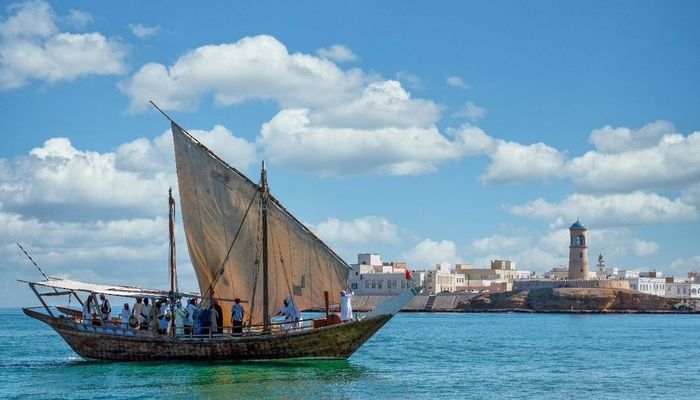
<box><xmin>23</xmin><ymin>308</ymin><xmax>391</xmax><ymax>361</ymax></box>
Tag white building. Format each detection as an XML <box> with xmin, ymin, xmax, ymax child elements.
<box><xmin>617</xmin><ymin>270</ymin><xmax>640</xmax><ymax>279</ymax></box>
<box><xmin>416</xmin><ymin>263</ymin><xmax>466</xmax><ymax>295</ymax></box>
<box><xmin>347</xmin><ymin>254</ymin><xmax>415</xmax><ymax>295</ymax></box>
<box><xmin>627</xmin><ymin>277</ymin><xmax>666</xmax><ymax>297</ymax></box>
<box><xmin>665</xmin><ymin>281</ymin><xmax>700</xmax><ymax>299</ymax></box>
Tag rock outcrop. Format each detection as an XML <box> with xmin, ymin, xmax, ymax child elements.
<box><xmin>458</xmin><ymin>288</ymin><xmax>678</xmax><ymax>312</ymax></box>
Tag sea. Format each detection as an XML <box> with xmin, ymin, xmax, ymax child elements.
<box><xmin>1</xmin><ymin>308</ymin><xmax>699</xmax><ymax>399</ymax></box>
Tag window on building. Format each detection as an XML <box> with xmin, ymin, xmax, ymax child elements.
<box><xmin>365</xmin><ymin>281</ymin><xmax>370</xmax><ymax>289</ymax></box>
<box><xmin>371</xmin><ymin>281</ymin><xmax>376</xmax><ymax>289</ymax></box>
<box><xmin>351</xmin><ymin>283</ymin><xmax>358</xmax><ymax>290</ymax></box>
<box><xmin>378</xmin><ymin>281</ymin><xmax>383</xmax><ymax>289</ymax></box>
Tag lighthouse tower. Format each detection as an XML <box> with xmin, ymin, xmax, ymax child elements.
<box><xmin>568</xmin><ymin>220</ymin><xmax>589</xmax><ymax>280</ymax></box>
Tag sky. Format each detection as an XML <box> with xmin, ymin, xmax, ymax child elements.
<box><xmin>1</xmin><ymin>1</ymin><xmax>699</xmax><ymax>306</ymax></box>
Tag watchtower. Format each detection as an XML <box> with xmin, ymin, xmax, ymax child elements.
<box><xmin>568</xmin><ymin>220</ymin><xmax>589</xmax><ymax>280</ymax></box>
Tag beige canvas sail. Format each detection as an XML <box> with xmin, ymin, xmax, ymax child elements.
<box><xmin>172</xmin><ymin>122</ymin><xmax>350</xmax><ymax>326</ymax></box>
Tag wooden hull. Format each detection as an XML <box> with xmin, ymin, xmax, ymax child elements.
<box><xmin>23</xmin><ymin>308</ymin><xmax>392</xmax><ymax>362</ymax></box>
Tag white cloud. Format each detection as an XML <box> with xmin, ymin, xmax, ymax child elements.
<box><xmin>0</xmin><ymin>137</ymin><xmax>171</xmax><ymax>219</ymax></box>
<box><xmin>0</xmin><ymin>208</ymin><xmax>184</xmax><ymax>306</ymax></box>
<box><xmin>0</xmin><ymin>1</ymin><xmax>126</xmax><ymax>89</ymax></box>
<box><xmin>470</xmin><ymin>234</ymin><xmax>530</xmax><ymax>254</ymax></box>
<box><xmin>681</xmin><ymin>182</ymin><xmax>700</xmax><ymax>207</ymax></box>
<box><xmin>453</xmin><ymin>101</ymin><xmax>486</xmax><ymax>122</ymax></box>
<box><xmin>115</xmin><ymin>124</ymin><xmax>257</xmax><ymax>174</ymax></box>
<box><xmin>402</xmin><ymin>239</ymin><xmax>458</xmax><ymax>268</ymax></box>
<box><xmin>506</xmin><ymin>191</ymin><xmax>697</xmax><ymax>227</ymax></box>
<box><xmin>0</xmin><ymin>124</ymin><xmax>256</xmax><ymax>305</ymax></box>
<box><xmin>128</xmin><ymin>23</ymin><xmax>160</xmax><ymax>39</ymax></box>
<box><xmin>310</xmin><ymin>80</ymin><xmax>440</xmax><ymax>129</ymax></box>
<box><xmin>395</xmin><ymin>71</ymin><xmax>423</xmax><ymax>90</ymax></box>
<box><xmin>467</xmin><ymin>226</ymin><xmax>663</xmax><ymax>273</ymax></box>
<box><xmin>464</xmin><ymin>121</ymin><xmax>700</xmax><ymax>192</ymax></box>
<box><xmin>65</xmin><ymin>9</ymin><xmax>92</xmax><ymax>28</ymax></box>
<box><xmin>0</xmin><ymin>125</ymin><xmax>256</xmax><ymax>220</ymax></box>
<box><xmin>257</xmin><ymin>108</ymin><xmax>464</xmax><ymax>176</ymax></box>
<box><xmin>448</xmin><ymin>124</ymin><xmax>497</xmax><ymax>155</ymax></box>
<box><xmin>632</xmin><ymin>239</ymin><xmax>660</xmax><ymax>257</ymax></box>
<box><xmin>121</xmin><ymin>35</ymin><xmax>512</xmax><ymax>177</ymax></box>
<box><xmin>311</xmin><ymin>216</ymin><xmax>399</xmax><ymax>246</ymax></box>
<box><xmin>480</xmin><ymin>140</ymin><xmax>565</xmax><ymax>184</ymax></box>
<box><xmin>120</xmin><ymin>35</ymin><xmax>366</xmax><ymax>113</ymax></box>
<box><xmin>446</xmin><ymin>76</ymin><xmax>470</xmax><ymax>90</ymax></box>
<box><xmin>668</xmin><ymin>256</ymin><xmax>700</xmax><ymax>275</ymax></box>
<box><xmin>589</xmin><ymin>120</ymin><xmax>675</xmax><ymax>153</ymax></box>
<box><xmin>567</xmin><ymin>129</ymin><xmax>700</xmax><ymax>192</ymax></box>
<box><xmin>316</xmin><ymin>44</ymin><xmax>357</xmax><ymax>62</ymax></box>
<box><xmin>512</xmin><ymin>247</ymin><xmax>564</xmax><ymax>271</ymax></box>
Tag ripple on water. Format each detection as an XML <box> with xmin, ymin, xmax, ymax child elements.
<box><xmin>1</xmin><ymin>309</ymin><xmax>699</xmax><ymax>399</ymax></box>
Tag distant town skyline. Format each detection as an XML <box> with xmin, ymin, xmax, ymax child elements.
<box><xmin>1</xmin><ymin>1</ymin><xmax>699</xmax><ymax>306</ymax></box>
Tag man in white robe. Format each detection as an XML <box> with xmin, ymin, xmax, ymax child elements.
<box><xmin>174</xmin><ymin>302</ymin><xmax>188</xmax><ymax>336</ymax></box>
<box><xmin>141</xmin><ymin>298</ymin><xmax>152</xmax><ymax>331</ymax></box>
<box><xmin>119</xmin><ymin>303</ymin><xmax>131</xmax><ymax>329</ymax></box>
<box><xmin>132</xmin><ymin>298</ymin><xmax>144</xmax><ymax>328</ymax></box>
<box><xmin>340</xmin><ymin>290</ymin><xmax>353</xmax><ymax>322</ymax></box>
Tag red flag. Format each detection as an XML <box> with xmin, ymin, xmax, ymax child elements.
<box><xmin>405</xmin><ymin>269</ymin><xmax>413</xmax><ymax>281</ymax></box>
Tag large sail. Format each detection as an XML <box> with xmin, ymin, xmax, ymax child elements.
<box><xmin>172</xmin><ymin>123</ymin><xmax>350</xmax><ymax>326</ymax></box>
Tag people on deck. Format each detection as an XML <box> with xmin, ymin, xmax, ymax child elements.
<box><xmin>83</xmin><ymin>294</ymin><xmax>97</xmax><ymax>323</ymax></box>
<box><xmin>231</xmin><ymin>298</ymin><xmax>244</xmax><ymax>335</ymax></box>
<box><xmin>212</xmin><ymin>300</ymin><xmax>223</xmax><ymax>334</ymax></box>
<box><xmin>174</xmin><ymin>301</ymin><xmax>188</xmax><ymax>336</ymax></box>
<box><xmin>141</xmin><ymin>298</ymin><xmax>152</xmax><ymax>331</ymax></box>
<box><xmin>209</xmin><ymin>303</ymin><xmax>220</xmax><ymax>335</ymax></box>
<box><xmin>197</xmin><ymin>305</ymin><xmax>211</xmax><ymax>335</ymax></box>
<box><xmin>132</xmin><ymin>297</ymin><xmax>144</xmax><ymax>328</ymax></box>
<box><xmin>340</xmin><ymin>290</ymin><xmax>354</xmax><ymax>322</ymax></box>
<box><xmin>185</xmin><ymin>298</ymin><xmax>198</xmax><ymax>335</ymax></box>
<box><xmin>119</xmin><ymin>303</ymin><xmax>130</xmax><ymax>329</ymax></box>
<box><xmin>99</xmin><ymin>294</ymin><xmax>111</xmax><ymax>322</ymax></box>
<box><xmin>276</xmin><ymin>297</ymin><xmax>301</xmax><ymax>330</ymax></box>
<box><xmin>157</xmin><ymin>300</ymin><xmax>170</xmax><ymax>334</ymax></box>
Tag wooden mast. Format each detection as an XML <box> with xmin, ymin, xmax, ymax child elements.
<box><xmin>168</xmin><ymin>188</ymin><xmax>178</xmax><ymax>339</ymax></box>
<box><xmin>261</xmin><ymin>161</ymin><xmax>271</xmax><ymax>333</ymax></box>
<box><xmin>168</xmin><ymin>188</ymin><xmax>178</xmax><ymax>301</ymax></box>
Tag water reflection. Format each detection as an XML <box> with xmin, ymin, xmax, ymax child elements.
<box><xmin>170</xmin><ymin>360</ymin><xmax>373</xmax><ymax>399</ymax></box>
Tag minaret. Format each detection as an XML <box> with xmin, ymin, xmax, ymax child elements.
<box><xmin>597</xmin><ymin>254</ymin><xmax>605</xmax><ymax>272</ymax></box>
<box><xmin>568</xmin><ymin>220</ymin><xmax>589</xmax><ymax>280</ymax></box>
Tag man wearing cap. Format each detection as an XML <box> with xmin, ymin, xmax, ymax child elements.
<box><xmin>231</xmin><ymin>298</ymin><xmax>244</xmax><ymax>335</ymax></box>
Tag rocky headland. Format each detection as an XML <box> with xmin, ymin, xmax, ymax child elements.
<box><xmin>458</xmin><ymin>287</ymin><xmax>681</xmax><ymax>312</ymax></box>
<box><xmin>347</xmin><ymin>288</ymin><xmax>695</xmax><ymax>313</ymax></box>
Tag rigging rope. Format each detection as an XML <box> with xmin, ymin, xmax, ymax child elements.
<box><xmin>275</xmin><ymin>240</ymin><xmax>294</xmax><ymax>303</ymax></box>
<box><xmin>201</xmin><ymin>189</ymin><xmax>259</xmax><ymax>304</ymax></box>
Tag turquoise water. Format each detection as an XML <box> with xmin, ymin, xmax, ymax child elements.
<box><xmin>2</xmin><ymin>308</ymin><xmax>699</xmax><ymax>399</ymax></box>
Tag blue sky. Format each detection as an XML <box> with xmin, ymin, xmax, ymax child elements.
<box><xmin>1</xmin><ymin>1</ymin><xmax>699</xmax><ymax>306</ymax></box>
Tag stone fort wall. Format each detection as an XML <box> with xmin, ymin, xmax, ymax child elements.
<box><xmin>513</xmin><ymin>279</ymin><xmax>630</xmax><ymax>291</ymax></box>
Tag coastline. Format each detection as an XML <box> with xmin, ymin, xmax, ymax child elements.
<box><xmin>341</xmin><ymin>288</ymin><xmax>700</xmax><ymax>314</ymax></box>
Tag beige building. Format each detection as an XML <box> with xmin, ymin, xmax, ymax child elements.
<box><xmin>456</xmin><ymin>259</ymin><xmax>520</xmax><ymax>283</ymax></box>
<box><xmin>545</xmin><ymin>266</ymin><xmax>569</xmax><ymax>280</ymax></box>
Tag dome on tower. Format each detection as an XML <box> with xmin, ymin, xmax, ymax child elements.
<box><xmin>569</xmin><ymin>220</ymin><xmax>586</xmax><ymax>229</ymax></box>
